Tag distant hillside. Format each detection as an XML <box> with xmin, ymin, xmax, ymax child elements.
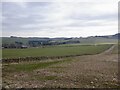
<box><xmin>84</xmin><ymin>33</ymin><xmax>119</xmax><ymax>44</ymax></box>
<box><xmin>110</xmin><ymin>33</ymin><xmax>120</xmax><ymax>39</ymax></box>
<box><xmin>94</xmin><ymin>33</ymin><xmax>120</xmax><ymax>39</ymax></box>
<box><xmin>1</xmin><ymin>33</ymin><xmax>119</xmax><ymax>47</ymax></box>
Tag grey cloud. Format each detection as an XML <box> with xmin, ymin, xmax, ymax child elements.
<box><xmin>69</xmin><ymin>13</ymin><xmax>117</xmax><ymax>21</ymax></box>
<box><xmin>2</xmin><ymin>1</ymin><xmax>118</xmax><ymax>37</ymax></box>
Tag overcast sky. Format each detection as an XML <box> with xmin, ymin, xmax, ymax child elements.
<box><xmin>2</xmin><ymin>0</ymin><xmax>119</xmax><ymax>37</ymax></box>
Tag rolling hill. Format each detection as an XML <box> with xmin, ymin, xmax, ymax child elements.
<box><xmin>1</xmin><ymin>33</ymin><xmax>119</xmax><ymax>47</ymax></box>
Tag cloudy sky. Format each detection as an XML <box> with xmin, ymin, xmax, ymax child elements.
<box><xmin>2</xmin><ymin>0</ymin><xmax>119</xmax><ymax>37</ymax></box>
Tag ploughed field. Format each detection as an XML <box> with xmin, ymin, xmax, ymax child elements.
<box><xmin>2</xmin><ymin>44</ymin><xmax>112</xmax><ymax>59</ymax></box>
<box><xmin>2</xmin><ymin>44</ymin><xmax>119</xmax><ymax>88</ymax></box>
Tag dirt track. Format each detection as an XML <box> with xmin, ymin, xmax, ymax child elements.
<box><xmin>2</xmin><ymin>45</ymin><xmax>119</xmax><ymax>88</ymax></box>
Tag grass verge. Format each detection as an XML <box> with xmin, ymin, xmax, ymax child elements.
<box><xmin>3</xmin><ymin>58</ymin><xmax>72</xmax><ymax>72</ymax></box>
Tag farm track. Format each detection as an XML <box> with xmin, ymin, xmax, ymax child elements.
<box><xmin>100</xmin><ymin>44</ymin><xmax>116</xmax><ymax>55</ymax></box>
<box><xmin>2</xmin><ymin>44</ymin><xmax>119</xmax><ymax>88</ymax></box>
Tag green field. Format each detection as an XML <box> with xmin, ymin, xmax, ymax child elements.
<box><xmin>2</xmin><ymin>44</ymin><xmax>113</xmax><ymax>59</ymax></box>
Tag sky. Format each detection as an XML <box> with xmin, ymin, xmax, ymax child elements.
<box><xmin>1</xmin><ymin>0</ymin><xmax>119</xmax><ymax>38</ymax></box>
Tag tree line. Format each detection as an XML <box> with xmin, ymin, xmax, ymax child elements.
<box><xmin>2</xmin><ymin>40</ymin><xmax>80</xmax><ymax>49</ymax></box>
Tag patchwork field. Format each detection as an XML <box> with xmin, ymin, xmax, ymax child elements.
<box><xmin>2</xmin><ymin>44</ymin><xmax>119</xmax><ymax>88</ymax></box>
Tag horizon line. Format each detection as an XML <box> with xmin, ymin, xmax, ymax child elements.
<box><xmin>1</xmin><ymin>33</ymin><xmax>119</xmax><ymax>38</ymax></box>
